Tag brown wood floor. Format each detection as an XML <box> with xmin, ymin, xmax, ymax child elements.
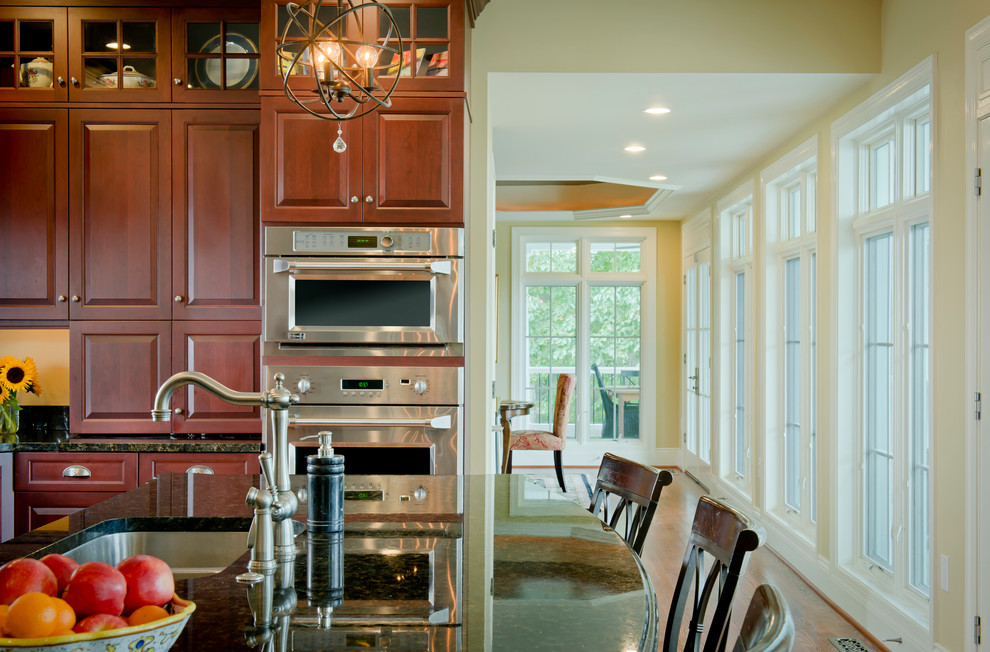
<box><xmin>634</xmin><ymin>469</ymin><xmax>887</xmax><ymax>652</ymax></box>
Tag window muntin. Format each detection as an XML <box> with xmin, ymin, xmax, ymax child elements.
<box><xmin>526</xmin><ymin>241</ymin><xmax>576</xmax><ymax>273</ymax></box>
<box><xmin>908</xmin><ymin>222</ymin><xmax>930</xmax><ymax>594</ymax></box>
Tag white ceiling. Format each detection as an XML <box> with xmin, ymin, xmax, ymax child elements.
<box><xmin>490</xmin><ymin>72</ymin><xmax>873</xmax><ymax>220</ymax></box>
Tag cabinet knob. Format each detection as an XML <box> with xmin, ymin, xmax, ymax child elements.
<box><xmin>365</xmin><ymin>195</ymin><xmax>373</xmax><ymax>203</ymax></box>
<box><xmin>186</xmin><ymin>465</ymin><xmax>215</xmax><ymax>475</ymax></box>
<box><xmin>174</xmin><ymin>295</ymin><xmax>184</xmax><ymax>303</ymax></box>
<box><xmin>62</xmin><ymin>465</ymin><xmax>92</xmax><ymax>478</ymax></box>
<box><xmin>57</xmin><ymin>295</ymin><xmax>66</xmax><ymax>302</ymax></box>
<box><xmin>71</xmin><ymin>295</ymin><xmax>80</xmax><ymax>302</ymax></box>
<box><xmin>173</xmin><ymin>407</ymin><xmax>183</xmax><ymax>415</ymax></box>
<box><xmin>173</xmin><ymin>78</ymin><xmax>183</xmax><ymax>86</ymax></box>
<box><xmin>350</xmin><ymin>196</ymin><xmax>359</xmax><ymax>204</ymax></box>
<box><xmin>56</xmin><ymin>76</ymin><xmax>65</xmax><ymax>86</ymax></box>
<box><xmin>70</xmin><ymin>77</ymin><xmax>79</xmax><ymax>87</ymax></box>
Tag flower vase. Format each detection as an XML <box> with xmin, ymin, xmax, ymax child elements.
<box><xmin>0</xmin><ymin>408</ymin><xmax>17</xmax><ymax>444</ymax></box>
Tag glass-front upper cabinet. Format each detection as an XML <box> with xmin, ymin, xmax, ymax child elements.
<box><xmin>260</xmin><ymin>0</ymin><xmax>463</xmax><ymax>94</ymax></box>
<box><xmin>171</xmin><ymin>8</ymin><xmax>260</xmax><ymax>102</ymax></box>
<box><xmin>68</xmin><ymin>8</ymin><xmax>171</xmax><ymax>102</ymax></box>
<box><xmin>0</xmin><ymin>8</ymin><xmax>68</xmax><ymax>101</ymax></box>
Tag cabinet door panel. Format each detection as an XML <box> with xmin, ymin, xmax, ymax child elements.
<box><xmin>69</xmin><ymin>109</ymin><xmax>171</xmax><ymax>320</ymax></box>
<box><xmin>170</xmin><ymin>8</ymin><xmax>260</xmax><ymax>103</ymax></box>
<box><xmin>138</xmin><ymin>452</ymin><xmax>260</xmax><ymax>485</ymax></box>
<box><xmin>0</xmin><ymin>109</ymin><xmax>68</xmax><ymax>319</ymax></box>
<box><xmin>14</xmin><ymin>452</ymin><xmax>138</xmax><ymax>492</ymax></box>
<box><xmin>0</xmin><ymin>8</ymin><xmax>68</xmax><ymax>102</ymax></box>
<box><xmin>173</xmin><ymin>110</ymin><xmax>260</xmax><ymax>320</ymax></box>
<box><xmin>364</xmin><ymin>97</ymin><xmax>462</xmax><ymax>225</ymax></box>
<box><xmin>14</xmin><ymin>491</ymin><xmax>117</xmax><ymax>536</ymax></box>
<box><xmin>260</xmin><ymin>96</ymin><xmax>362</xmax><ymax>223</ymax></box>
<box><xmin>70</xmin><ymin>321</ymin><xmax>171</xmax><ymax>435</ymax></box>
<box><xmin>171</xmin><ymin>321</ymin><xmax>262</xmax><ymax>434</ymax></box>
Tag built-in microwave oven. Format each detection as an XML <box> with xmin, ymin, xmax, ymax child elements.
<box><xmin>263</xmin><ymin>227</ymin><xmax>463</xmax><ymax>355</ymax></box>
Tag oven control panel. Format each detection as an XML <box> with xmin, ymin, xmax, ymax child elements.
<box><xmin>271</xmin><ymin>365</ymin><xmax>462</xmax><ymax>406</ymax></box>
<box><xmin>265</xmin><ymin>226</ymin><xmax>463</xmax><ymax>257</ymax></box>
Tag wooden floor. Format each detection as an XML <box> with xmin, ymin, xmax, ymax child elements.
<box><xmin>635</xmin><ymin>469</ymin><xmax>886</xmax><ymax>652</ymax></box>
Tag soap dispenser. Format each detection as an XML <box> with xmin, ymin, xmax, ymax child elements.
<box><xmin>303</xmin><ymin>431</ymin><xmax>344</xmax><ymax>533</ymax></box>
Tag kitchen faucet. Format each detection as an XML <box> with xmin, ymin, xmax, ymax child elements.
<box><xmin>151</xmin><ymin>371</ymin><xmax>301</xmax><ymax>569</ymax></box>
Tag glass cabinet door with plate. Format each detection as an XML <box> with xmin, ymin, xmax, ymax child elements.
<box><xmin>0</xmin><ymin>8</ymin><xmax>67</xmax><ymax>102</ymax></box>
<box><xmin>67</xmin><ymin>8</ymin><xmax>171</xmax><ymax>102</ymax></box>
<box><xmin>171</xmin><ymin>8</ymin><xmax>259</xmax><ymax>102</ymax></box>
<box><xmin>260</xmin><ymin>0</ymin><xmax>462</xmax><ymax>94</ymax></box>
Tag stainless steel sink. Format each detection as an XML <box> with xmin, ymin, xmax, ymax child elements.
<box><xmin>62</xmin><ymin>530</ymin><xmax>248</xmax><ymax>579</ymax></box>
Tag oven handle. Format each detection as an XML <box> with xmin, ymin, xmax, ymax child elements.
<box><xmin>289</xmin><ymin>415</ymin><xmax>453</xmax><ymax>429</ymax></box>
<box><xmin>273</xmin><ymin>260</ymin><xmax>452</xmax><ymax>275</ymax></box>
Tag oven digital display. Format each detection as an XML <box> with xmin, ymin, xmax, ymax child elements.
<box><xmin>341</xmin><ymin>379</ymin><xmax>384</xmax><ymax>390</ymax></box>
<box><xmin>347</xmin><ymin>235</ymin><xmax>378</xmax><ymax>248</ymax></box>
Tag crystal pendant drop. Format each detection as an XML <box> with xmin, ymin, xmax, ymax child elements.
<box><xmin>333</xmin><ymin>124</ymin><xmax>347</xmax><ymax>153</ymax></box>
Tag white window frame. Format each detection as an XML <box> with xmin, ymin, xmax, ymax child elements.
<box><xmin>762</xmin><ymin>137</ymin><xmax>818</xmax><ymax>544</ymax></box>
<box><xmin>833</xmin><ymin>58</ymin><xmax>933</xmax><ymax>628</ymax></box>
<box><xmin>717</xmin><ymin>183</ymin><xmax>754</xmax><ymax>497</ymax></box>
<box><xmin>510</xmin><ymin>226</ymin><xmax>657</xmax><ymax>466</ymax></box>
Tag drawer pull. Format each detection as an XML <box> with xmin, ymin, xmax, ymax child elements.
<box><xmin>186</xmin><ymin>465</ymin><xmax>214</xmax><ymax>475</ymax></box>
<box><xmin>62</xmin><ymin>465</ymin><xmax>92</xmax><ymax>478</ymax></box>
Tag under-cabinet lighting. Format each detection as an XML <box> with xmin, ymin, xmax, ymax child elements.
<box><xmin>649</xmin><ymin>175</ymin><xmax>667</xmax><ymax>181</ymax></box>
<box><xmin>624</xmin><ymin>145</ymin><xmax>646</xmax><ymax>152</ymax></box>
<box><xmin>644</xmin><ymin>106</ymin><xmax>670</xmax><ymax>115</ymax></box>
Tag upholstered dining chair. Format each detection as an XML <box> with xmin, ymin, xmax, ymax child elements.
<box><xmin>588</xmin><ymin>452</ymin><xmax>673</xmax><ymax>555</ymax></box>
<box><xmin>731</xmin><ymin>584</ymin><xmax>794</xmax><ymax>652</ymax></box>
<box><xmin>503</xmin><ymin>373</ymin><xmax>575</xmax><ymax>491</ymax></box>
<box><xmin>663</xmin><ymin>495</ymin><xmax>766</xmax><ymax>652</ymax></box>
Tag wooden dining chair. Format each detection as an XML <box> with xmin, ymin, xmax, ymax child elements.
<box><xmin>731</xmin><ymin>584</ymin><xmax>794</xmax><ymax>652</ymax></box>
<box><xmin>504</xmin><ymin>373</ymin><xmax>575</xmax><ymax>491</ymax></box>
<box><xmin>663</xmin><ymin>495</ymin><xmax>766</xmax><ymax>652</ymax></box>
<box><xmin>587</xmin><ymin>452</ymin><xmax>673</xmax><ymax>555</ymax></box>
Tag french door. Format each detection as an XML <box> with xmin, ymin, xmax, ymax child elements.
<box><xmin>683</xmin><ymin>249</ymin><xmax>712</xmax><ymax>482</ymax></box>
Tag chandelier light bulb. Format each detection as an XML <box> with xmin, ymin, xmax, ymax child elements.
<box><xmin>356</xmin><ymin>45</ymin><xmax>380</xmax><ymax>69</ymax></box>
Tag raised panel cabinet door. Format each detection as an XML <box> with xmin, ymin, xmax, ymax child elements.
<box><xmin>138</xmin><ymin>451</ymin><xmax>261</xmax><ymax>485</ymax></box>
<box><xmin>171</xmin><ymin>321</ymin><xmax>262</xmax><ymax>434</ymax></box>
<box><xmin>69</xmin><ymin>109</ymin><xmax>171</xmax><ymax>320</ymax></box>
<box><xmin>69</xmin><ymin>320</ymin><xmax>172</xmax><ymax>435</ymax></box>
<box><xmin>363</xmin><ymin>96</ymin><xmax>463</xmax><ymax>225</ymax></box>
<box><xmin>0</xmin><ymin>109</ymin><xmax>69</xmax><ymax>319</ymax></box>
<box><xmin>173</xmin><ymin>110</ymin><xmax>261</xmax><ymax>320</ymax></box>
<box><xmin>260</xmin><ymin>96</ymin><xmax>363</xmax><ymax>224</ymax></box>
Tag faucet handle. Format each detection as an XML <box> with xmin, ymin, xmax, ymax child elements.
<box><xmin>258</xmin><ymin>453</ymin><xmax>278</xmax><ymax>494</ymax></box>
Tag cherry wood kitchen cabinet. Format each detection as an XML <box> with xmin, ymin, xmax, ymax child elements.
<box><xmin>138</xmin><ymin>451</ymin><xmax>260</xmax><ymax>484</ymax></box>
<box><xmin>0</xmin><ymin>8</ymin><xmax>68</xmax><ymax>102</ymax></box>
<box><xmin>0</xmin><ymin>108</ymin><xmax>69</xmax><ymax>320</ymax></box>
<box><xmin>170</xmin><ymin>321</ymin><xmax>262</xmax><ymax>434</ymax></box>
<box><xmin>170</xmin><ymin>8</ymin><xmax>260</xmax><ymax>103</ymax></box>
<box><xmin>70</xmin><ymin>320</ymin><xmax>263</xmax><ymax>435</ymax></box>
<box><xmin>13</xmin><ymin>451</ymin><xmax>138</xmax><ymax>534</ymax></box>
<box><xmin>172</xmin><ymin>109</ymin><xmax>261</xmax><ymax>321</ymax></box>
<box><xmin>261</xmin><ymin>95</ymin><xmax>464</xmax><ymax>225</ymax></box>
<box><xmin>69</xmin><ymin>108</ymin><xmax>172</xmax><ymax>321</ymax></box>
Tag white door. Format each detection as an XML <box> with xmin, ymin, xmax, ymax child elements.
<box><xmin>683</xmin><ymin>249</ymin><xmax>712</xmax><ymax>482</ymax></box>
<box><xmin>978</xmin><ymin>113</ymin><xmax>990</xmax><ymax>650</ymax></box>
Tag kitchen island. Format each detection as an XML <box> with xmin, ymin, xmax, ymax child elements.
<box><xmin>0</xmin><ymin>472</ymin><xmax>658</xmax><ymax>652</ymax></box>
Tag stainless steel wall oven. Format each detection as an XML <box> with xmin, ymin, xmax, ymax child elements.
<box><xmin>264</xmin><ymin>226</ymin><xmax>463</xmax><ymax>357</ymax></box>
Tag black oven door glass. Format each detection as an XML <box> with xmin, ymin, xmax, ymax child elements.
<box><xmin>295</xmin><ymin>280</ymin><xmax>431</xmax><ymax>327</ymax></box>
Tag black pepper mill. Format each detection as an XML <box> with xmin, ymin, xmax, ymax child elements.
<box><xmin>304</xmin><ymin>431</ymin><xmax>344</xmax><ymax>534</ymax></box>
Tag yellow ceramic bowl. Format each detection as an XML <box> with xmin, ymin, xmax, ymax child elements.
<box><xmin>0</xmin><ymin>595</ymin><xmax>195</xmax><ymax>652</ymax></box>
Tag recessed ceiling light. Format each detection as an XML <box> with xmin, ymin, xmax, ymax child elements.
<box><xmin>644</xmin><ymin>107</ymin><xmax>670</xmax><ymax>115</ymax></box>
<box><xmin>624</xmin><ymin>145</ymin><xmax>646</xmax><ymax>153</ymax></box>
<box><xmin>619</xmin><ymin>214</ymin><xmax>632</xmax><ymax>219</ymax></box>
<box><xmin>106</xmin><ymin>42</ymin><xmax>131</xmax><ymax>50</ymax></box>
<box><xmin>649</xmin><ymin>175</ymin><xmax>667</xmax><ymax>181</ymax></box>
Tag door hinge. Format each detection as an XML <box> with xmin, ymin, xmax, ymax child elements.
<box><xmin>976</xmin><ymin>392</ymin><xmax>982</xmax><ymax>420</ymax></box>
<box><xmin>975</xmin><ymin>615</ymin><xmax>981</xmax><ymax>645</ymax></box>
<box><xmin>976</xmin><ymin>168</ymin><xmax>983</xmax><ymax>197</ymax></box>
<box><xmin>683</xmin><ymin>432</ymin><xmax>687</xmax><ymax>443</ymax></box>
<box><xmin>491</xmin><ymin>381</ymin><xmax>496</xmax><ymax>399</ymax></box>
<box><xmin>492</xmin><ymin>229</ymin><xmax>497</xmax><ymax>249</ymax></box>
<box><xmin>683</xmin><ymin>274</ymin><xmax>687</xmax><ymax>285</ymax></box>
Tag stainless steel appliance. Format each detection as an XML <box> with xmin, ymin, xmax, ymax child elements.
<box><xmin>268</xmin><ymin>365</ymin><xmax>463</xmax><ymax>476</ymax></box>
<box><xmin>264</xmin><ymin>226</ymin><xmax>463</xmax><ymax>357</ymax></box>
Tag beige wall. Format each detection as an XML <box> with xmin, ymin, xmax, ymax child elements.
<box><xmin>471</xmin><ymin>0</ymin><xmax>989</xmax><ymax>648</ymax></box>
<box><xmin>493</xmin><ymin>220</ymin><xmax>682</xmax><ymax>451</ymax></box>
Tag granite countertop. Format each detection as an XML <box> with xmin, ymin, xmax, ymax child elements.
<box><xmin>0</xmin><ymin>473</ymin><xmax>658</xmax><ymax>651</ymax></box>
<box><xmin>0</xmin><ymin>438</ymin><xmax>263</xmax><ymax>454</ymax></box>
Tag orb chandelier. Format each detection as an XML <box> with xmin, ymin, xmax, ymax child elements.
<box><xmin>277</xmin><ymin>0</ymin><xmax>404</xmax><ymax>151</ymax></box>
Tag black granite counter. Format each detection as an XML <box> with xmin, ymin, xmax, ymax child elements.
<box><xmin>0</xmin><ymin>438</ymin><xmax>262</xmax><ymax>454</ymax></box>
<box><xmin>0</xmin><ymin>473</ymin><xmax>658</xmax><ymax>652</ymax></box>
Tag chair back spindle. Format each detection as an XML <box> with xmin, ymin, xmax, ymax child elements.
<box><xmin>588</xmin><ymin>453</ymin><xmax>673</xmax><ymax>555</ymax></box>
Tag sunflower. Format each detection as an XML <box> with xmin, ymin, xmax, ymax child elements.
<box><xmin>0</xmin><ymin>382</ymin><xmax>9</xmax><ymax>403</ymax></box>
<box><xmin>0</xmin><ymin>357</ymin><xmax>37</xmax><ymax>394</ymax></box>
